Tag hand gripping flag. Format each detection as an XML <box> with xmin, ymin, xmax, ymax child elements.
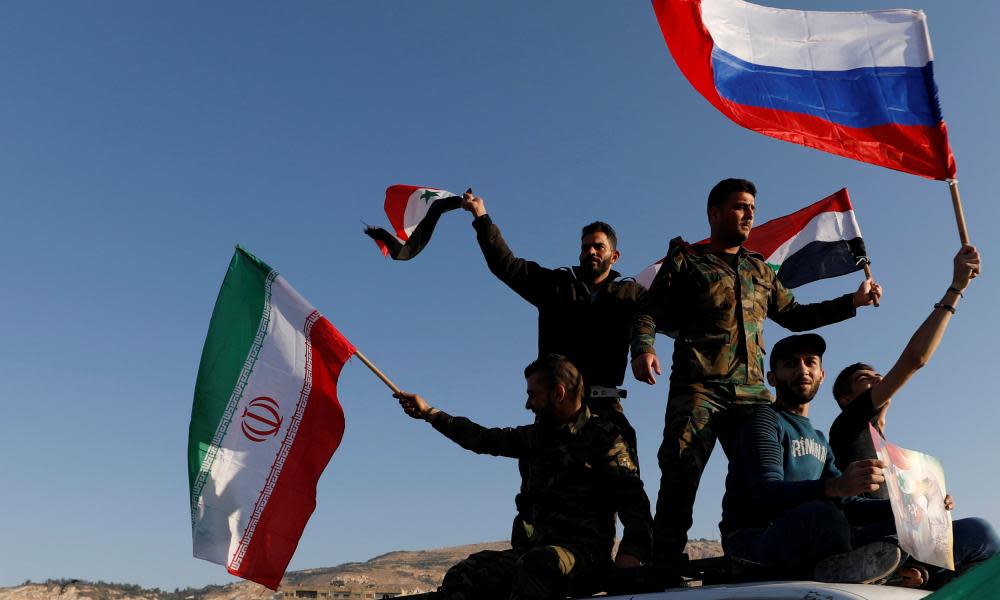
<box><xmin>637</xmin><ymin>189</ymin><xmax>868</xmax><ymax>289</ymax></box>
<box><xmin>189</xmin><ymin>247</ymin><xmax>355</xmax><ymax>589</ymax></box>
<box><xmin>364</xmin><ymin>184</ymin><xmax>462</xmax><ymax>260</ymax></box>
<box><xmin>652</xmin><ymin>0</ymin><xmax>956</xmax><ymax>180</ymax></box>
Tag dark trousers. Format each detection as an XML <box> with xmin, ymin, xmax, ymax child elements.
<box><xmin>725</xmin><ymin>500</ymin><xmax>1000</xmax><ymax>585</ymax></box>
<box><xmin>653</xmin><ymin>381</ymin><xmax>771</xmax><ymax>562</ymax></box>
<box><xmin>438</xmin><ymin>545</ymin><xmax>596</xmax><ymax>600</ymax></box>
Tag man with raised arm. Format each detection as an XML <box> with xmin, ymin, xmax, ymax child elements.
<box><xmin>462</xmin><ymin>190</ymin><xmax>644</xmax><ymax>551</ymax></box>
<box><xmin>630</xmin><ymin>178</ymin><xmax>882</xmax><ymax>572</ymax></box>
<box><xmin>394</xmin><ymin>354</ymin><xmax>652</xmax><ymax>600</ymax></box>
<box><xmin>829</xmin><ymin>245</ymin><xmax>981</xmax><ymax>490</ymax></box>
<box><xmin>721</xmin><ymin>334</ymin><xmax>998</xmax><ymax>588</ymax></box>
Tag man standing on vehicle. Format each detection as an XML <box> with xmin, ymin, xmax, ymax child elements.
<box><xmin>394</xmin><ymin>354</ymin><xmax>652</xmax><ymax>599</ymax></box>
<box><xmin>630</xmin><ymin>178</ymin><xmax>882</xmax><ymax>572</ymax></box>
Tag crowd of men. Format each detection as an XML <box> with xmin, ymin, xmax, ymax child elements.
<box><xmin>392</xmin><ymin>179</ymin><xmax>998</xmax><ymax>599</ymax></box>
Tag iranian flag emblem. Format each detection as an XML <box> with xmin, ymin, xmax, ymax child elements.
<box><xmin>189</xmin><ymin>247</ymin><xmax>355</xmax><ymax>589</ymax></box>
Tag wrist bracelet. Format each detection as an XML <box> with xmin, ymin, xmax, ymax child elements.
<box><xmin>934</xmin><ymin>302</ymin><xmax>957</xmax><ymax>314</ymax></box>
<box><xmin>947</xmin><ymin>286</ymin><xmax>964</xmax><ymax>297</ymax></box>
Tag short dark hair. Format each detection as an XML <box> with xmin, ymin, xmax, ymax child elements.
<box><xmin>524</xmin><ymin>354</ymin><xmax>584</xmax><ymax>402</ymax></box>
<box><xmin>833</xmin><ymin>362</ymin><xmax>875</xmax><ymax>402</ymax></box>
<box><xmin>581</xmin><ymin>221</ymin><xmax>618</xmax><ymax>250</ymax></box>
<box><xmin>707</xmin><ymin>178</ymin><xmax>757</xmax><ymax>213</ymax></box>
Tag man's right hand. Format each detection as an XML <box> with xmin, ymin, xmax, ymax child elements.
<box><xmin>461</xmin><ymin>189</ymin><xmax>487</xmax><ymax>218</ymax></box>
<box><xmin>394</xmin><ymin>391</ymin><xmax>433</xmax><ymax>420</ymax></box>
<box><xmin>825</xmin><ymin>459</ymin><xmax>885</xmax><ymax>497</ymax></box>
<box><xmin>631</xmin><ymin>353</ymin><xmax>661</xmax><ymax>385</ymax></box>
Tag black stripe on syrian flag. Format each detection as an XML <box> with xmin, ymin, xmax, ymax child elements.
<box><xmin>364</xmin><ymin>184</ymin><xmax>461</xmax><ymax>260</ymax></box>
<box><xmin>636</xmin><ymin>189</ymin><xmax>868</xmax><ymax>289</ymax></box>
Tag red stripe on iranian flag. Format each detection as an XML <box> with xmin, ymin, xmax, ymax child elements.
<box><xmin>228</xmin><ymin>314</ymin><xmax>354</xmax><ymax>589</ymax></box>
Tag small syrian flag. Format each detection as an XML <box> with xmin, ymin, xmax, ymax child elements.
<box><xmin>364</xmin><ymin>184</ymin><xmax>462</xmax><ymax>260</ymax></box>
<box><xmin>636</xmin><ymin>189</ymin><xmax>868</xmax><ymax>289</ymax></box>
<box><xmin>189</xmin><ymin>247</ymin><xmax>356</xmax><ymax>590</ymax></box>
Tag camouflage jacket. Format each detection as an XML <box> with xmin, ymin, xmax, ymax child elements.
<box><xmin>428</xmin><ymin>407</ymin><xmax>653</xmax><ymax>562</ymax></box>
<box><xmin>630</xmin><ymin>238</ymin><xmax>857</xmax><ymax>385</ymax></box>
<box><xmin>472</xmin><ymin>214</ymin><xmax>643</xmax><ymax>387</ymax></box>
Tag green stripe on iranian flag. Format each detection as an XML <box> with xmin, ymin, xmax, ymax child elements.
<box><xmin>189</xmin><ymin>247</ymin><xmax>355</xmax><ymax>589</ymax></box>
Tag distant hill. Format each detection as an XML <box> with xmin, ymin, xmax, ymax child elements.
<box><xmin>0</xmin><ymin>539</ymin><xmax>722</xmax><ymax>600</ymax></box>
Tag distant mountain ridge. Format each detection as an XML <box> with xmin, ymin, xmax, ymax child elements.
<box><xmin>0</xmin><ymin>539</ymin><xmax>722</xmax><ymax>600</ymax></box>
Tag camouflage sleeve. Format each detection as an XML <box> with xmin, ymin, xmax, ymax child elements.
<box><xmin>629</xmin><ymin>253</ymin><xmax>678</xmax><ymax>359</ymax></box>
<box><xmin>472</xmin><ymin>214</ymin><xmax>556</xmax><ymax>306</ymax></box>
<box><xmin>428</xmin><ymin>410</ymin><xmax>532</xmax><ymax>458</ymax></box>
<box><xmin>600</xmin><ymin>433</ymin><xmax>653</xmax><ymax>560</ymax></box>
<box><xmin>767</xmin><ymin>274</ymin><xmax>857</xmax><ymax>331</ymax></box>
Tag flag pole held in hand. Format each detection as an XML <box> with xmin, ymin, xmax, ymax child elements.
<box><xmin>863</xmin><ymin>263</ymin><xmax>879</xmax><ymax>308</ymax></box>
<box><xmin>354</xmin><ymin>349</ymin><xmax>401</xmax><ymax>394</ymax></box>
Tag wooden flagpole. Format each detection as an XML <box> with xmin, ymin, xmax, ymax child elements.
<box><xmin>354</xmin><ymin>349</ymin><xmax>402</xmax><ymax>394</ymax></box>
<box><xmin>948</xmin><ymin>179</ymin><xmax>971</xmax><ymax>245</ymax></box>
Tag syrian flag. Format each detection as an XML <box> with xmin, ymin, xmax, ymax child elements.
<box><xmin>636</xmin><ymin>189</ymin><xmax>868</xmax><ymax>289</ymax></box>
<box><xmin>189</xmin><ymin>247</ymin><xmax>355</xmax><ymax>590</ymax></box>
<box><xmin>652</xmin><ymin>0</ymin><xmax>955</xmax><ymax>180</ymax></box>
<box><xmin>364</xmin><ymin>184</ymin><xmax>462</xmax><ymax>260</ymax></box>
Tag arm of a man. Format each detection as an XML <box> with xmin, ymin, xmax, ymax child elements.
<box><xmin>630</xmin><ymin>244</ymin><xmax>685</xmax><ymax>384</ymax></box>
<box><xmin>766</xmin><ymin>275</ymin><xmax>862</xmax><ymax>332</ymax></box>
<box><xmin>395</xmin><ymin>391</ymin><xmax>530</xmax><ymax>458</ymax></box>
<box><xmin>601</xmin><ymin>434</ymin><xmax>653</xmax><ymax>564</ymax></box>
<box><xmin>463</xmin><ymin>191</ymin><xmax>554</xmax><ymax>306</ymax></box>
<box><xmin>866</xmin><ymin>245</ymin><xmax>980</xmax><ymax>420</ymax></box>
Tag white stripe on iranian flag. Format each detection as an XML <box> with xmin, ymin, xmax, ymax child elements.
<box><xmin>401</xmin><ymin>188</ymin><xmax>456</xmax><ymax>237</ymax></box>
<box><xmin>192</xmin><ymin>274</ymin><xmax>316</xmax><ymax>567</ymax></box>
<box><xmin>701</xmin><ymin>0</ymin><xmax>932</xmax><ymax>71</ymax></box>
<box><xmin>764</xmin><ymin>209</ymin><xmax>862</xmax><ymax>266</ymax></box>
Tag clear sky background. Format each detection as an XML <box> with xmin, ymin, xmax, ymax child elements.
<box><xmin>3</xmin><ymin>0</ymin><xmax>998</xmax><ymax>592</ymax></box>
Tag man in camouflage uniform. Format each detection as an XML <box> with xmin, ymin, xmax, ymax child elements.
<box><xmin>395</xmin><ymin>354</ymin><xmax>652</xmax><ymax>600</ymax></box>
<box><xmin>461</xmin><ymin>190</ymin><xmax>644</xmax><ymax>551</ymax></box>
<box><xmin>630</xmin><ymin>178</ymin><xmax>882</xmax><ymax>571</ymax></box>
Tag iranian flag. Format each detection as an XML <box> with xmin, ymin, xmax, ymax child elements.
<box><xmin>636</xmin><ymin>189</ymin><xmax>868</xmax><ymax>289</ymax></box>
<box><xmin>364</xmin><ymin>184</ymin><xmax>462</xmax><ymax>260</ymax></box>
<box><xmin>189</xmin><ymin>247</ymin><xmax>355</xmax><ymax>590</ymax></box>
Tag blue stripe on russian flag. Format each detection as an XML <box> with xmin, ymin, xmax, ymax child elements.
<box><xmin>712</xmin><ymin>47</ymin><xmax>943</xmax><ymax>129</ymax></box>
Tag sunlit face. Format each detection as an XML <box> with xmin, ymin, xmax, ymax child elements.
<box><xmin>847</xmin><ymin>368</ymin><xmax>883</xmax><ymax>402</ymax></box>
<box><xmin>578</xmin><ymin>232</ymin><xmax>619</xmax><ymax>281</ymax></box>
<box><xmin>770</xmin><ymin>352</ymin><xmax>825</xmax><ymax>406</ymax></box>
<box><xmin>709</xmin><ymin>191</ymin><xmax>755</xmax><ymax>245</ymax></box>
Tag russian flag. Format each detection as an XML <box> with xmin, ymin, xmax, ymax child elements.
<box><xmin>652</xmin><ymin>0</ymin><xmax>956</xmax><ymax>180</ymax></box>
<box><xmin>636</xmin><ymin>188</ymin><xmax>868</xmax><ymax>289</ymax></box>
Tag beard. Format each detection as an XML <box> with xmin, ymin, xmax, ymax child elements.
<box><xmin>774</xmin><ymin>379</ymin><xmax>820</xmax><ymax>406</ymax></box>
<box><xmin>579</xmin><ymin>255</ymin><xmax>613</xmax><ymax>281</ymax></box>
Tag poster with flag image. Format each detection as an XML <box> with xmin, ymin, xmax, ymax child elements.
<box><xmin>189</xmin><ymin>247</ymin><xmax>356</xmax><ymax>589</ymax></box>
<box><xmin>870</xmin><ymin>424</ymin><xmax>954</xmax><ymax>570</ymax></box>
<box><xmin>637</xmin><ymin>188</ymin><xmax>868</xmax><ymax>290</ymax></box>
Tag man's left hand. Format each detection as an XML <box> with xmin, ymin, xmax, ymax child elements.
<box><xmin>853</xmin><ymin>278</ymin><xmax>883</xmax><ymax>308</ymax></box>
<box><xmin>945</xmin><ymin>494</ymin><xmax>955</xmax><ymax>511</ymax></box>
<box><xmin>614</xmin><ymin>553</ymin><xmax>641</xmax><ymax>569</ymax></box>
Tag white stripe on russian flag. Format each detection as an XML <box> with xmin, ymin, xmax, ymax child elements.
<box><xmin>701</xmin><ymin>0</ymin><xmax>932</xmax><ymax>70</ymax></box>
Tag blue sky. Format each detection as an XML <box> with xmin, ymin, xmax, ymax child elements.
<box><xmin>2</xmin><ymin>0</ymin><xmax>998</xmax><ymax>591</ymax></box>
